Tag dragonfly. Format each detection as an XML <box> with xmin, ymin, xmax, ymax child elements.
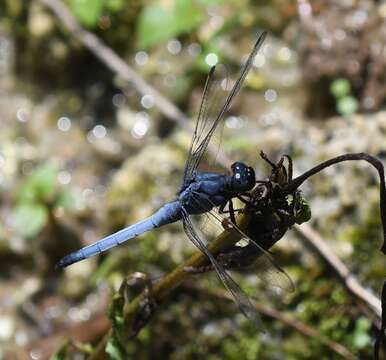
<box><xmin>56</xmin><ymin>31</ymin><xmax>293</xmax><ymax>327</ymax></box>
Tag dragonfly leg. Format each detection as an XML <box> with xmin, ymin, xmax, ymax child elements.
<box><xmin>218</xmin><ymin>201</ymin><xmax>226</xmax><ymax>213</ymax></box>
<box><xmin>219</xmin><ymin>199</ymin><xmax>241</xmax><ymax>224</ymax></box>
<box><xmin>228</xmin><ymin>199</ymin><xmax>237</xmax><ymax>224</ymax></box>
<box><xmin>237</xmin><ymin>195</ymin><xmax>251</xmax><ymax>204</ymax></box>
<box><xmin>219</xmin><ymin>208</ymin><xmax>244</xmax><ymax>214</ymax></box>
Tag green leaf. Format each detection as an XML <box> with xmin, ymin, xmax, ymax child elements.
<box><xmin>295</xmin><ymin>197</ymin><xmax>312</xmax><ymax>224</ymax></box>
<box><xmin>105</xmin><ymin>337</ymin><xmax>125</xmax><ymax>360</ymax></box>
<box><xmin>336</xmin><ymin>96</ymin><xmax>359</xmax><ymax>116</ymax></box>
<box><xmin>352</xmin><ymin>318</ymin><xmax>371</xmax><ymax>349</ymax></box>
<box><xmin>13</xmin><ymin>203</ymin><xmax>48</xmax><ymax>237</ymax></box>
<box><xmin>286</xmin><ymin>194</ymin><xmax>312</xmax><ymax>224</ymax></box>
<box><xmin>56</xmin><ymin>190</ymin><xmax>75</xmax><ymax>209</ymax></box>
<box><xmin>106</xmin><ymin>0</ymin><xmax>124</xmax><ymax>12</ymax></box>
<box><xmin>68</xmin><ymin>0</ymin><xmax>103</xmax><ymax>27</ymax></box>
<box><xmin>330</xmin><ymin>78</ymin><xmax>351</xmax><ymax>98</ymax></box>
<box><xmin>197</xmin><ymin>0</ymin><xmax>228</xmax><ymax>5</ymax></box>
<box><xmin>136</xmin><ymin>0</ymin><xmax>204</xmax><ymax>49</ymax></box>
<box><xmin>17</xmin><ymin>164</ymin><xmax>59</xmax><ymax>203</ymax></box>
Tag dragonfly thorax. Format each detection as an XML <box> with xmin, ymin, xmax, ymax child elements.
<box><xmin>230</xmin><ymin>162</ymin><xmax>255</xmax><ymax>193</ymax></box>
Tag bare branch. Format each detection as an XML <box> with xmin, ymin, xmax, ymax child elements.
<box><xmin>35</xmin><ymin>1</ymin><xmax>386</xmax><ymax>357</ymax></box>
<box><xmin>183</xmin><ymin>282</ymin><xmax>358</xmax><ymax>360</ymax></box>
<box><xmin>285</xmin><ymin>153</ymin><xmax>386</xmax><ymax>253</ymax></box>
<box><xmin>295</xmin><ymin>223</ymin><xmax>381</xmax><ymax>320</ymax></box>
<box><xmin>37</xmin><ymin>0</ymin><xmax>233</xmax><ymax>167</ymax></box>
<box><xmin>37</xmin><ymin>0</ymin><xmax>191</xmax><ymax>130</ymax></box>
<box><xmin>88</xmin><ymin>217</ymin><xmax>248</xmax><ymax>360</ymax></box>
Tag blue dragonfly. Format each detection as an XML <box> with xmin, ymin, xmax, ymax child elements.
<box><xmin>57</xmin><ymin>32</ymin><xmax>293</xmax><ymax>327</ymax></box>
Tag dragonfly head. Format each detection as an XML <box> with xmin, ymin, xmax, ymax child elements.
<box><xmin>230</xmin><ymin>162</ymin><xmax>256</xmax><ymax>192</ymax></box>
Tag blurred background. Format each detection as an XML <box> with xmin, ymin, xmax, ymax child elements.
<box><xmin>1</xmin><ymin>0</ymin><xmax>386</xmax><ymax>359</ymax></box>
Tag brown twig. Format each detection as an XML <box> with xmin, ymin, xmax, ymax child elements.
<box><xmin>285</xmin><ymin>153</ymin><xmax>386</xmax><ymax>319</ymax></box>
<box><xmin>295</xmin><ymin>223</ymin><xmax>381</xmax><ymax>320</ymax></box>
<box><xmin>88</xmin><ymin>217</ymin><xmax>248</xmax><ymax>360</ymax></box>
<box><xmin>36</xmin><ymin>0</ymin><xmax>233</xmax><ymax>167</ymax></box>
<box><xmin>183</xmin><ymin>281</ymin><xmax>358</xmax><ymax>360</ymax></box>
<box><xmin>286</xmin><ymin>153</ymin><xmax>386</xmax><ymax>251</ymax></box>
<box><xmin>375</xmin><ymin>282</ymin><xmax>386</xmax><ymax>359</ymax></box>
<box><xmin>285</xmin><ymin>153</ymin><xmax>386</xmax><ymax>358</ymax></box>
<box><xmin>89</xmin><ymin>331</ymin><xmax>111</xmax><ymax>360</ymax></box>
<box><xmin>36</xmin><ymin>1</ymin><xmax>385</xmax><ymax>357</ymax></box>
<box><xmin>37</xmin><ymin>0</ymin><xmax>191</xmax><ymax>132</ymax></box>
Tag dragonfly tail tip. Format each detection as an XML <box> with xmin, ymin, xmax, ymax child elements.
<box><xmin>55</xmin><ymin>254</ymin><xmax>75</xmax><ymax>269</ymax></box>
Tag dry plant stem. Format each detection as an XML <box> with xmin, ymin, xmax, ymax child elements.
<box><xmin>37</xmin><ymin>1</ymin><xmax>386</xmax><ymax>262</ymax></box>
<box><xmin>123</xmin><ymin>215</ymin><xmax>249</xmax><ymax>319</ymax></box>
<box><xmin>37</xmin><ymin>0</ymin><xmax>232</xmax><ymax>167</ymax></box>
<box><xmin>89</xmin><ymin>331</ymin><xmax>111</xmax><ymax>360</ymax></box>
<box><xmin>88</xmin><ymin>218</ymin><xmax>247</xmax><ymax>360</ymax></box>
<box><xmin>285</xmin><ymin>153</ymin><xmax>386</xmax><ymax>359</ymax></box>
<box><xmin>38</xmin><ymin>1</ymin><xmax>386</xmax><ymax>355</ymax></box>
<box><xmin>285</xmin><ymin>153</ymin><xmax>386</xmax><ymax>253</ymax></box>
<box><xmin>375</xmin><ymin>282</ymin><xmax>386</xmax><ymax>359</ymax></box>
<box><xmin>183</xmin><ymin>282</ymin><xmax>358</xmax><ymax>360</ymax></box>
<box><xmin>37</xmin><ymin>0</ymin><xmax>190</xmax><ymax>130</ymax></box>
<box><xmin>295</xmin><ymin>223</ymin><xmax>381</xmax><ymax>319</ymax></box>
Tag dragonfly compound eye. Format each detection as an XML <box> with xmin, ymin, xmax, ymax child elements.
<box><xmin>231</xmin><ymin>162</ymin><xmax>256</xmax><ymax>192</ymax></box>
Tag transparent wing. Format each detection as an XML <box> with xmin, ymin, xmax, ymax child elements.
<box><xmin>207</xmin><ymin>206</ymin><xmax>294</xmax><ymax>293</ymax></box>
<box><xmin>183</xmin><ymin>64</ymin><xmax>229</xmax><ymax>183</ymax></box>
<box><xmin>183</xmin><ymin>32</ymin><xmax>267</xmax><ymax>184</ymax></box>
<box><xmin>249</xmin><ymin>255</ymin><xmax>294</xmax><ymax>293</ymax></box>
<box><xmin>188</xmin><ymin>193</ymin><xmax>294</xmax><ymax>293</ymax></box>
<box><xmin>181</xmin><ymin>209</ymin><xmax>262</xmax><ymax>329</ymax></box>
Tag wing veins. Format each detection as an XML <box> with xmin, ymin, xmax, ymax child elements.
<box><xmin>184</xmin><ymin>66</ymin><xmax>217</xmax><ymax>181</ymax></box>
<box><xmin>189</xmin><ymin>191</ymin><xmax>294</xmax><ymax>292</ymax></box>
<box><xmin>181</xmin><ymin>208</ymin><xmax>262</xmax><ymax>328</ymax></box>
<box><xmin>183</xmin><ymin>32</ymin><xmax>267</xmax><ymax>183</ymax></box>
